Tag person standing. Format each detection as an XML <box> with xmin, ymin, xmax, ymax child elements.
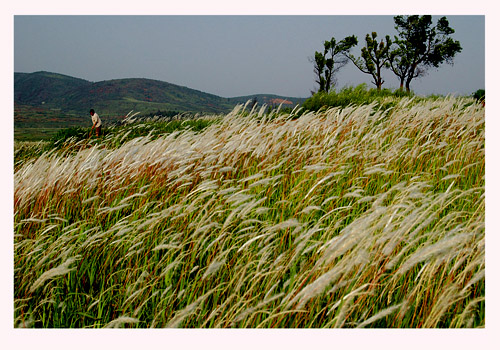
<box><xmin>89</xmin><ymin>109</ymin><xmax>102</xmax><ymax>137</ymax></box>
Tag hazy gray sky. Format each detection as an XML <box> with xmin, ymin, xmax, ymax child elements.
<box><xmin>14</xmin><ymin>15</ymin><xmax>484</xmax><ymax>98</ymax></box>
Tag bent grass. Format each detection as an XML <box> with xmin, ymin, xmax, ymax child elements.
<box><xmin>14</xmin><ymin>97</ymin><xmax>484</xmax><ymax>328</ymax></box>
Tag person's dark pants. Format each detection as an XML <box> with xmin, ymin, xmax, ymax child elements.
<box><xmin>96</xmin><ymin>126</ymin><xmax>101</xmax><ymax>137</ymax></box>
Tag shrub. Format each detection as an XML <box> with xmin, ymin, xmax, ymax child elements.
<box><xmin>302</xmin><ymin>84</ymin><xmax>413</xmax><ymax>111</ymax></box>
<box><xmin>472</xmin><ymin>89</ymin><xmax>485</xmax><ymax>102</ymax></box>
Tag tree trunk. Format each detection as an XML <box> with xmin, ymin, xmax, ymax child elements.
<box><xmin>398</xmin><ymin>76</ymin><xmax>405</xmax><ymax>91</ymax></box>
<box><xmin>405</xmin><ymin>78</ymin><xmax>411</xmax><ymax>92</ymax></box>
<box><xmin>405</xmin><ymin>64</ymin><xmax>417</xmax><ymax>93</ymax></box>
<box><xmin>376</xmin><ymin>67</ymin><xmax>382</xmax><ymax>91</ymax></box>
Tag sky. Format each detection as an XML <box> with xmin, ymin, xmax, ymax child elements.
<box><xmin>14</xmin><ymin>14</ymin><xmax>484</xmax><ymax>98</ymax></box>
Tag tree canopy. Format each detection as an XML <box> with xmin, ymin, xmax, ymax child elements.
<box><xmin>348</xmin><ymin>32</ymin><xmax>392</xmax><ymax>91</ymax></box>
<box><xmin>312</xmin><ymin>35</ymin><xmax>358</xmax><ymax>93</ymax></box>
<box><xmin>389</xmin><ymin>15</ymin><xmax>462</xmax><ymax>92</ymax></box>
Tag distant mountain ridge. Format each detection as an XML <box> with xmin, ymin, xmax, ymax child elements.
<box><xmin>14</xmin><ymin>71</ymin><xmax>306</xmax><ymax>129</ymax></box>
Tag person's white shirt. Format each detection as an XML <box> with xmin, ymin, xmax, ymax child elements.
<box><xmin>92</xmin><ymin>112</ymin><xmax>102</xmax><ymax>128</ymax></box>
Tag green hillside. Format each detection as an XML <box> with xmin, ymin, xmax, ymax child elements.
<box><xmin>14</xmin><ymin>71</ymin><xmax>234</xmax><ymax>117</ymax></box>
<box><xmin>14</xmin><ymin>71</ymin><xmax>91</xmax><ymax>106</ymax></box>
<box><xmin>14</xmin><ymin>71</ymin><xmax>305</xmax><ymax>140</ymax></box>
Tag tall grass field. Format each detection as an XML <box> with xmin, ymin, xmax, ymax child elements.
<box><xmin>14</xmin><ymin>96</ymin><xmax>484</xmax><ymax>328</ymax></box>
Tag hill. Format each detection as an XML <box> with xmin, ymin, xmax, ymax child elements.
<box><xmin>14</xmin><ymin>71</ymin><xmax>234</xmax><ymax>118</ymax></box>
<box><xmin>14</xmin><ymin>71</ymin><xmax>306</xmax><ymax>139</ymax></box>
<box><xmin>15</xmin><ymin>71</ymin><xmax>91</xmax><ymax>106</ymax></box>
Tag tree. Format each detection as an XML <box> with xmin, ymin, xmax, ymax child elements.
<box><xmin>312</xmin><ymin>35</ymin><xmax>358</xmax><ymax>93</ymax></box>
<box><xmin>348</xmin><ymin>32</ymin><xmax>392</xmax><ymax>91</ymax></box>
<box><xmin>388</xmin><ymin>15</ymin><xmax>462</xmax><ymax>92</ymax></box>
<box><xmin>472</xmin><ymin>89</ymin><xmax>485</xmax><ymax>102</ymax></box>
<box><xmin>472</xmin><ymin>89</ymin><xmax>485</xmax><ymax>106</ymax></box>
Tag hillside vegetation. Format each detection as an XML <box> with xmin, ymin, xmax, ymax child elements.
<box><xmin>14</xmin><ymin>72</ymin><xmax>305</xmax><ymax>141</ymax></box>
<box><xmin>14</xmin><ymin>96</ymin><xmax>484</xmax><ymax>328</ymax></box>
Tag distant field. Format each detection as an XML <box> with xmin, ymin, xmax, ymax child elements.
<box><xmin>15</xmin><ymin>127</ymin><xmax>63</xmax><ymax>141</ymax></box>
<box><xmin>14</xmin><ymin>103</ymin><xmax>124</xmax><ymax>141</ymax></box>
<box><xmin>14</xmin><ymin>103</ymin><xmax>218</xmax><ymax>142</ymax></box>
<box><xmin>14</xmin><ymin>103</ymin><xmax>87</xmax><ymax>141</ymax></box>
<box><xmin>14</xmin><ymin>97</ymin><xmax>484</xmax><ymax>328</ymax></box>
